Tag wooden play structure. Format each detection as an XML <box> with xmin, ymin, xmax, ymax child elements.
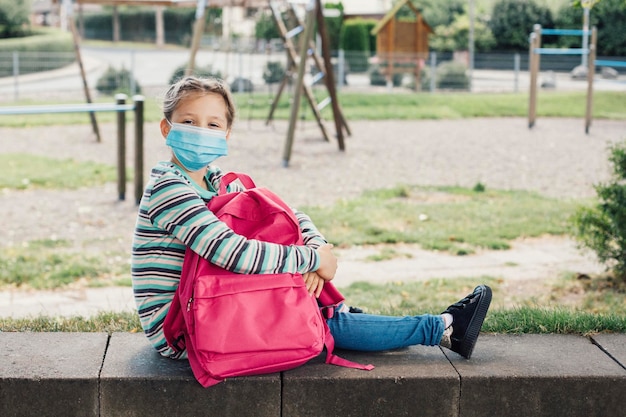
<box><xmin>267</xmin><ymin>0</ymin><xmax>350</xmax><ymax>166</ymax></box>
<box><xmin>527</xmin><ymin>24</ymin><xmax>597</xmax><ymax>133</ymax></box>
<box><xmin>370</xmin><ymin>0</ymin><xmax>432</xmax><ymax>88</ymax></box>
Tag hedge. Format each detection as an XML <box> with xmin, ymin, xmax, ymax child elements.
<box><xmin>0</xmin><ymin>28</ymin><xmax>74</xmax><ymax>53</ymax></box>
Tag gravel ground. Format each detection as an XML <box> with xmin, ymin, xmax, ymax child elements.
<box><xmin>1</xmin><ymin>117</ymin><xmax>623</xmax><ymax>316</ymax></box>
<box><xmin>1</xmin><ymin>117</ymin><xmax>624</xmax><ymax>249</ymax></box>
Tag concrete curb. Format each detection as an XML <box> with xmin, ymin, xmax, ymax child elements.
<box><xmin>1</xmin><ymin>333</ymin><xmax>625</xmax><ymax>417</ymax></box>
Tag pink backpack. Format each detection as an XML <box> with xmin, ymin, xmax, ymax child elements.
<box><xmin>163</xmin><ymin>172</ymin><xmax>373</xmax><ymax>387</ymax></box>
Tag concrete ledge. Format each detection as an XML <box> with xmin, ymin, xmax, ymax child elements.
<box><xmin>1</xmin><ymin>333</ymin><xmax>625</xmax><ymax>417</ymax></box>
<box><xmin>100</xmin><ymin>333</ymin><xmax>281</xmax><ymax>417</ymax></box>
<box><xmin>1</xmin><ymin>333</ymin><xmax>106</xmax><ymax>417</ymax></box>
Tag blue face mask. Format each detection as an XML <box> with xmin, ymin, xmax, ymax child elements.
<box><xmin>165</xmin><ymin>121</ymin><xmax>228</xmax><ymax>172</ymax></box>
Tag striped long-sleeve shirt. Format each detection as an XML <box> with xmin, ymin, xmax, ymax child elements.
<box><xmin>131</xmin><ymin>161</ymin><xmax>328</xmax><ymax>358</ymax></box>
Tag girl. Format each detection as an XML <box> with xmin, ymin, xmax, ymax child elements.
<box><xmin>131</xmin><ymin>76</ymin><xmax>491</xmax><ymax>362</ymax></box>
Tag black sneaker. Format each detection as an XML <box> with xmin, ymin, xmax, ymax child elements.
<box><xmin>348</xmin><ymin>306</ymin><xmax>364</xmax><ymax>314</ymax></box>
<box><xmin>442</xmin><ymin>285</ymin><xmax>492</xmax><ymax>359</ymax></box>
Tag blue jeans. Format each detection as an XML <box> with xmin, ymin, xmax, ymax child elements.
<box><xmin>326</xmin><ymin>306</ymin><xmax>445</xmax><ymax>351</ymax></box>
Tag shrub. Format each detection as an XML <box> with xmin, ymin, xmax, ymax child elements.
<box><xmin>0</xmin><ymin>28</ymin><xmax>75</xmax><ymax>77</ymax></box>
<box><xmin>573</xmin><ymin>142</ymin><xmax>626</xmax><ymax>281</ymax></box>
<box><xmin>0</xmin><ymin>0</ymin><xmax>30</xmax><ymax>38</ymax></box>
<box><xmin>262</xmin><ymin>61</ymin><xmax>285</xmax><ymax>84</ymax></box>
<box><xmin>489</xmin><ymin>0</ymin><xmax>554</xmax><ymax>51</ymax></box>
<box><xmin>369</xmin><ymin>66</ymin><xmax>402</xmax><ymax>87</ymax></box>
<box><xmin>168</xmin><ymin>63</ymin><xmax>222</xmax><ymax>84</ymax></box>
<box><xmin>0</xmin><ymin>27</ymin><xmax>73</xmax><ymax>53</ymax></box>
<box><xmin>340</xmin><ymin>19</ymin><xmax>370</xmax><ymax>73</ymax></box>
<box><xmin>436</xmin><ymin>61</ymin><xmax>469</xmax><ymax>90</ymax></box>
<box><xmin>96</xmin><ymin>66</ymin><xmax>141</xmax><ymax>96</ymax></box>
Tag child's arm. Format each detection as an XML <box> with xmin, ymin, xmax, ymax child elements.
<box><xmin>294</xmin><ymin>209</ymin><xmax>328</xmax><ymax>249</ymax></box>
<box><xmin>147</xmin><ymin>173</ymin><xmax>320</xmax><ymax>275</ymax></box>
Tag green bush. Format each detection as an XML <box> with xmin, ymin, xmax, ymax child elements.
<box><xmin>369</xmin><ymin>66</ymin><xmax>402</xmax><ymax>87</ymax></box>
<box><xmin>436</xmin><ymin>61</ymin><xmax>469</xmax><ymax>90</ymax></box>
<box><xmin>0</xmin><ymin>27</ymin><xmax>73</xmax><ymax>53</ymax></box>
<box><xmin>168</xmin><ymin>63</ymin><xmax>222</xmax><ymax>84</ymax></box>
<box><xmin>262</xmin><ymin>61</ymin><xmax>285</xmax><ymax>84</ymax></box>
<box><xmin>0</xmin><ymin>0</ymin><xmax>30</xmax><ymax>38</ymax></box>
<box><xmin>0</xmin><ymin>28</ymin><xmax>75</xmax><ymax>77</ymax></box>
<box><xmin>96</xmin><ymin>66</ymin><xmax>141</xmax><ymax>96</ymax></box>
<box><xmin>489</xmin><ymin>0</ymin><xmax>554</xmax><ymax>51</ymax></box>
<box><xmin>340</xmin><ymin>19</ymin><xmax>370</xmax><ymax>73</ymax></box>
<box><xmin>255</xmin><ymin>11</ymin><xmax>280</xmax><ymax>42</ymax></box>
<box><xmin>573</xmin><ymin>142</ymin><xmax>626</xmax><ymax>281</ymax></box>
<box><xmin>323</xmin><ymin>2</ymin><xmax>344</xmax><ymax>52</ymax></box>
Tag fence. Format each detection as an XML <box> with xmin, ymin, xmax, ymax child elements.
<box><xmin>0</xmin><ymin>95</ymin><xmax>145</xmax><ymax>204</ymax></box>
<box><xmin>1</xmin><ymin>48</ymin><xmax>624</xmax><ymax>103</ymax></box>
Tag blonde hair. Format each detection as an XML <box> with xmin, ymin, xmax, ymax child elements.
<box><xmin>162</xmin><ymin>76</ymin><xmax>236</xmax><ymax>128</ymax></box>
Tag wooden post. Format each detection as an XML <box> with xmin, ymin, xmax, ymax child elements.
<box><xmin>133</xmin><ymin>95</ymin><xmax>145</xmax><ymax>205</ymax></box>
<box><xmin>415</xmin><ymin>15</ymin><xmax>422</xmax><ymax>91</ymax></box>
<box><xmin>186</xmin><ymin>0</ymin><xmax>207</xmax><ymax>76</ymax></box>
<box><xmin>387</xmin><ymin>17</ymin><xmax>395</xmax><ymax>88</ymax></box>
<box><xmin>116</xmin><ymin>94</ymin><xmax>127</xmax><ymax>201</ymax></box>
<box><xmin>68</xmin><ymin>12</ymin><xmax>101</xmax><ymax>142</ymax></box>
<box><xmin>112</xmin><ymin>5</ymin><xmax>120</xmax><ymax>43</ymax></box>
<box><xmin>155</xmin><ymin>6</ymin><xmax>165</xmax><ymax>48</ymax></box>
<box><xmin>585</xmin><ymin>26</ymin><xmax>597</xmax><ymax>134</ymax></box>
<box><xmin>283</xmin><ymin>0</ymin><xmax>316</xmax><ymax>167</ymax></box>
<box><xmin>528</xmin><ymin>24</ymin><xmax>541</xmax><ymax>129</ymax></box>
<box><xmin>316</xmin><ymin>0</ymin><xmax>348</xmax><ymax>150</ymax></box>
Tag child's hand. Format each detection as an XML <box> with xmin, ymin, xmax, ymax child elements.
<box><xmin>303</xmin><ymin>272</ymin><xmax>325</xmax><ymax>298</ymax></box>
<box><xmin>315</xmin><ymin>244</ymin><xmax>337</xmax><ymax>281</ymax></box>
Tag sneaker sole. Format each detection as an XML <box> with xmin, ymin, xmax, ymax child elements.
<box><xmin>456</xmin><ymin>285</ymin><xmax>492</xmax><ymax>359</ymax></box>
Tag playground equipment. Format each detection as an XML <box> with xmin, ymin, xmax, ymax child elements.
<box><xmin>0</xmin><ymin>95</ymin><xmax>145</xmax><ymax>204</ymax></box>
<box><xmin>370</xmin><ymin>0</ymin><xmax>432</xmax><ymax>89</ymax></box>
<box><xmin>528</xmin><ymin>24</ymin><xmax>597</xmax><ymax>133</ymax></box>
<box><xmin>527</xmin><ymin>24</ymin><xmax>626</xmax><ymax>134</ymax></box>
<box><xmin>267</xmin><ymin>0</ymin><xmax>349</xmax><ymax>167</ymax></box>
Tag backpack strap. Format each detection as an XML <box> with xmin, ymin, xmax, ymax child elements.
<box><xmin>322</xmin><ymin>322</ymin><xmax>375</xmax><ymax>371</ymax></box>
<box><xmin>219</xmin><ymin>172</ymin><xmax>256</xmax><ymax>194</ymax></box>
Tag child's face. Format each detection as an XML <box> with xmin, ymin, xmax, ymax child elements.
<box><xmin>160</xmin><ymin>92</ymin><xmax>231</xmax><ymax>139</ymax></box>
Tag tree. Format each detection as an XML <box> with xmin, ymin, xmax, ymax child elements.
<box><xmin>593</xmin><ymin>0</ymin><xmax>626</xmax><ymax>55</ymax></box>
<box><xmin>0</xmin><ymin>0</ymin><xmax>30</xmax><ymax>38</ymax></box>
<box><xmin>489</xmin><ymin>0</ymin><xmax>554</xmax><ymax>51</ymax></box>
<box><xmin>555</xmin><ymin>0</ymin><xmax>626</xmax><ymax>56</ymax></box>
<box><xmin>430</xmin><ymin>13</ymin><xmax>495</xmax><ymax>52</ymax></box>
<box><xmin>255</xmin><ymin>11</ymin><xmax>280</xmax><ymax>42</ymax></box>
<box><xmin>407</xmin><ymin>0</ymin><xmax>465</xmax><ymax>28</ymax></box>
<box><xmin>323</xmin><ymin>2</ymin><xmax>344</xmax><ymax>52</ymax></box>
<box><xmin>339</xmin><ymin>19</ymin><xmax>370</xmax><ymax>72</ymax></box>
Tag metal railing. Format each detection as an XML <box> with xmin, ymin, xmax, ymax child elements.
<box><xmin>0</xmin><ymin>94</ymin><xmax>145</xmax><ymax>204</ymax></box>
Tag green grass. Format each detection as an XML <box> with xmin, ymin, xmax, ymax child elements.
<box><xmin>1</xmin><ymin>90</ymin><xmax>624</xmax><ymax>127</ymax></box>
<box><xmin>2</xmin><ymin>277</ymin><xmax>625</xmax><ymax>334</ymax></box>
<box><xmin>0</xmin><ymin>311</ymin><xmax>142</xmax><ymax>333</ymax></box>
<box><xmin>303</xmin><ymin>185</ymin><xmax>582</xmax><ymax>254</ymax></box>
<box><xmin>338</xmin><ymin>275</ymin><xmax>626</xmax><ymax>335</ymax></box>
<box><xmin>0</xmin><ymin>240</ymin><xmax>130</xmax><ymax>289</ymax></box>
<box><xmin>1</xmin><ymin>153</ymin><xmax>121</xmax><ymax>190</ymax></box>
<box><xmin>0</xmin><ymin>184</ymin><xmax>578</xmax><ymax>290</ymax></box>
<box><xmin>238</xmin><ymin>90</ymin><xmax>626</xmax><ymax>121</ymax></box>
<box><xmin>485</xmin><ymin>307</ymin><xmax>626</xmax><ymax>334</ymax></box>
